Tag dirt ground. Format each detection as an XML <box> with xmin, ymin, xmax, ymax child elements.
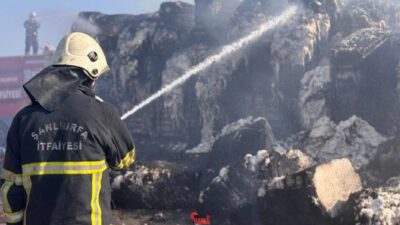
<box><xmin>0</xmin><ymin>205</ymin><xmax>194</xmax><ymax>225</ymax></box>
<box><xmin>112</xmin><ymin>209</ymin><xmax>194</xmax><ymax>225</ymax></box>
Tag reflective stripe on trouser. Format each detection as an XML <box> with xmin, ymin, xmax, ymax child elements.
<box><xmin>21</xmin><ymin>160</ymin><xmax>107</xmax><ymax>225</ymax></box>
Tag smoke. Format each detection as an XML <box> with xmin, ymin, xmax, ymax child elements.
<box><xmin>36</xmin><ymin>11</ymin><xmax>78</xmax><ymax>34</ymax></box>
<box><xmin>195</xmin><ymin>0</ymin><xmax>242</xmax><ymax>26</ymax></box>
<box><xmin>121</xmin><ymin>5</ymin><xmax>298</xmax><ymax>120</ymax></box>
<box><xmin>71</xmin><ymin>16</ymin><xmax>102</xmax><ymax>36</ymax></box>
<box><xmin>33</xmin><ymin>11</ymin><xmax>102</xmax><ymax>49</ymax></box>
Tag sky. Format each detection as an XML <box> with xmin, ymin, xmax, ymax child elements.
<box><xmin>0</xmin><ymin>0</ymin><xmax>193</xmax><ymax>57</ymax></box>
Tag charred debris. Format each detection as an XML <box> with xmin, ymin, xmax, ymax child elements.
<box><xmin>68</xmin><ymin>0</ymin><xmax>400</xmax><ymax>224</ymax></box>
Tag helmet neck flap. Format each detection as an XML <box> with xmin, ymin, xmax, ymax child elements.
<box><xmin>23</xmin><ymin>66</ymin><xmax>94</xmax><ymax>112</ymax></box>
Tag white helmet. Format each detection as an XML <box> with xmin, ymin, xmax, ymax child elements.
<box><xmin>30</xmin><ymin>11</ymin><xmax>37</xmax><ymax>18</ymax></box>
<box><xmin>52</xmin><ymin>32</ymin><xmax>110</xmax><ymax>80</ymax></box>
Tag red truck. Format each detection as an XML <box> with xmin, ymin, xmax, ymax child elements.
<box><xmin>0</xmin><ymin>55</ymin><xmax>49</xmax><ymax>150</ymax></box>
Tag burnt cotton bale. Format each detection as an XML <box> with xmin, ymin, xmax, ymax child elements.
<box><xmin>258</xmin><ymin>158</ymin><xmax>362</xmax><ymax>225</ymax></box>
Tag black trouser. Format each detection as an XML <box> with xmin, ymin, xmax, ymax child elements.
<box><xmin>25</xmin><ymin>35</ymin><xmax>38</xmax><ymax>55</ymax></box>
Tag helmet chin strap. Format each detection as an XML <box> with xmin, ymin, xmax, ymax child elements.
<box><xmin>82</xmin><ymin>69</ymin><xmax>91</xmax><ymax>78</ymax></box>
<box><xmin>79</xmin><ymin>69</ymin><xmax>96</xmax><ymax>89</ymax></box>
<box><xmin>82</xmin><ymin>69</ymin><xmax>97</xmax><ymax>81</ymax></box>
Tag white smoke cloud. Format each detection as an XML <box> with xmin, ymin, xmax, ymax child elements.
<box><xmin>32</xmin><ymin>11</ymin><xmax>101</xmax><ymax>51</ymax></box>
<box><xmin>71</xmin><ymin>16</ymin><xmax>102</xmax><ymax>36</ymax></box>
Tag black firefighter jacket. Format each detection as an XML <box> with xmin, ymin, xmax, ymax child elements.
<box><xmin>0</xmin><ymin>66</ymin><xmax>135</xmax><ymax>225</ymax></box>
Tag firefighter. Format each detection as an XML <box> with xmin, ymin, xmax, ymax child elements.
<box><xmin>0</xmin><ymin>32</ymin><xmax>135</xmax><ymax>225</ymax></box>
<box><xmin>24</xmin><ymin>12</ymin><xmax>40</xmax><ymax>55</ymax></box>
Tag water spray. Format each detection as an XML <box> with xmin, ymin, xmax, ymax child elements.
<box><xmin>121</xmin><ymin>5</ymin><xmax>298</xmax><ymax>120</ymax></box>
